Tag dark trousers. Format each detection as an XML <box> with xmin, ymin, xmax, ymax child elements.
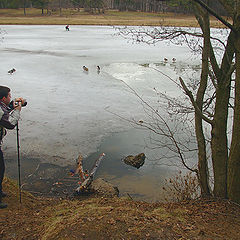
<box><xmin>0</xmin><ymin>149</ymin><xmax>4</xmax><ymax>195</ymax></box>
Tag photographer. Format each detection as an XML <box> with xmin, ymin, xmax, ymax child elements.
<box><xmin>0</xmin><ymin>86</ymin><xmax>23</xmax><ymax>209</ymax></box>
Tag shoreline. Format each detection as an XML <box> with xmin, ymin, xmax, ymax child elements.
<box><xmin>0</xmin><ymin>21</ymin><xmax>225</xmax><ymax>28</ymax></box>
<box><xmin>5</xmin><ymin>128</ymin><xmax>174</xmax><ymax>203</ymax></box>
<box><xmin>0</xmin><ymin>9</ymin><xmax>226</xmax><ymax>28</ymax></box>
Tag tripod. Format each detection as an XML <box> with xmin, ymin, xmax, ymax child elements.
<box><xmin>16</xmin><ymin>122</ymin><xmax>22</xmax><ymax>203</ymax></box>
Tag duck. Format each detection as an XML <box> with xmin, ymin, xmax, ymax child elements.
<box><xmin>8</xmin><ymin>68</ymin><xmax>16</xmax><ymax>74</ymax></box>
<box><xmin>83</xmin><ymin>66</ymin><xmax>89</xmax><ymax>72</ymax></box>
<box><xmin>97</xmin><ymin>66</ymin><xmax>100</xmax><ymax>74</ymax></box>
<box><xmin>164</xmin><ymin>58</ymin><xmax>168</xmax><ymax>63</ymax></box>
<box><xmin>172</xmin><ymin>58</ymin><xmax>176</xmax><ymax>63</ymax></box>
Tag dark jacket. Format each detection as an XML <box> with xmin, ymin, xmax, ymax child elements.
<box><xmin>0</xmin><ymin>101</ymin><xmax>20</xmax><ymax>146</ymax></box>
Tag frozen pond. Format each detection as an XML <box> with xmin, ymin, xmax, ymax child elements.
<box><xmin>0</xmin><ymin>25</ymin><xmax>200</xmax><ymax>201</ymax></box>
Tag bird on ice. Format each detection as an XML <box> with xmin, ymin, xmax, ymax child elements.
<box><xmin>83</xmin><ymin>66</ymin><xmax>89</xmax><ymax>72</ymax></box>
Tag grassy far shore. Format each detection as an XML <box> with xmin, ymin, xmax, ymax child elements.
<box><xmin>0</xmin><ymin>8</ymin><xmax>227</xmax><ymax>27</ymax></box>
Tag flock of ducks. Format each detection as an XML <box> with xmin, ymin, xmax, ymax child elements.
<box><xmin>7</xmin><ymin>66</ymin><xmax>99</xmax><ymax>75</ymax></box>
<box><xmin>9</xmin><ymin>60</ymin><xmax>175</xmax><ymax>75</ymax></box>
<box><xmin>83</xmin><ymin>65</ymin><xmax>100</xmax><ymax>73</ymax></box>
<box><xmin>8</xmin><ymin>60</ymin><xmax>175</xmax><ymax>76</ymax></box>
<box><xmin>82</xmin><ymin>60</ymin><xmax>175</xmax><ymax>74</ymax></box>
<box><xmin>164</xmin><ymin>58</ymin><xmax>176</xmax><ymax>63</ymax></box>
<box><xmin>8</xmin><ymin>68</ymin><xmax>16</xmax><ymax>74</ymax></box>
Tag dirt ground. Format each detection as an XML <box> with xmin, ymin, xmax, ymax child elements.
<box><xmin>0</xmin><ymin>178</ymin><xmax>240</xmax><ymax>240</ymax></box>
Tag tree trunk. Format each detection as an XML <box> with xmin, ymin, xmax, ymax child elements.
<box><xmin>195</xmin><ymin>9</ymin><xmax>211</xmax><ymax>197</ymax></box>
<box><xmin>211</xmin><ymin>29</ymin><xmax>235</xmax><ymax>199</ymax></box>
<box><xmin>211</xmin><ymin>86</ymin><xmax>229</xmax><ymax>198</ymax></box>
<box><xmin>23</xmin><ymin>0</ymin><xmax>26</xmax><ymax>16</ymax></box>
<box><xmin>59</xmin><ymin>0</ymin><xmax>62</xmax><ymax>16</ymax></box>
<box><xmin>228</xmin><ymin>30</ymin><xmax>240</xmax><ymax>203</ymax></box>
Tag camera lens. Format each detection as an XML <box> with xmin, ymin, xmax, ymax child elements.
<box><xmin>22</xmin><ymin>101</ymin><xmax>27</xmax><ymax>107</ymax></box>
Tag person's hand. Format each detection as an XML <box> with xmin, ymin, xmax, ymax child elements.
<box><xmin>13</xmin><ymin>100</ymin><xmax>22</xmax><ymax>111</ymax></box>
<box><xmin>15</xmin><ymin>97</ymin><xmax>24</xmax><ymax>102</ymax></box>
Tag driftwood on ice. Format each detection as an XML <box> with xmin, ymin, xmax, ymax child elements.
<box><xmin>75</xmin><ymin>153</ymin><xmax>105</xmax><ymax>193</ymax></box>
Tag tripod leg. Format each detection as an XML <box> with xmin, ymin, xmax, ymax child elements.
<box><xmin>16</xmin><ymin>123</ymin><xmax>22</xmax><ymax>203</ymax></box>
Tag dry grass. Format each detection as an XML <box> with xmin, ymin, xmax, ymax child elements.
<box><xmin>1</xmin><ymin>178</ymin><xmax>240</xmax><ymax>239</ymax></box>
<box><xmin>0</xmin><ymin>8</ymin><xmax>226</xmax><ymax>27</ymax></box>
<box><xmin>163</xmin><ymin>171</ymin><xmax>200</xmax><ymax>202</ymax></box>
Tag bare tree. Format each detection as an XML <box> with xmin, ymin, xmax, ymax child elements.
<box><xmin>115</xmin><ymin>0</ymin><xmax>240</xmax><ymax>203</ymax></box>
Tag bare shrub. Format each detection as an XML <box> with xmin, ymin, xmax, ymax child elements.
<box><xmin>163</xmin><ymin>171</ymin><xmax>200</xmax><ymax>202</ymax></box>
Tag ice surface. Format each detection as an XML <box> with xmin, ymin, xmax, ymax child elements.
<box><xmin>0</xmin><ymin>25</ymin><xmax>198</xmax><ymax>166</ymax></box>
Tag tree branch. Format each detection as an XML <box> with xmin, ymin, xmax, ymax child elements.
<box><xmin>191</xmin><ymin>0</ymin><xmax>236</xmax><ymax>32</ymax></box>
<box><xmin>179</xmin><ymin>77</ymin><xmax>213</xmax><ymax>125</ymax></box>
<box><xmin>225</xmin><ymin>64</ymin><xmax>236</xmax><ymax>87</ymax></box>
<box><xmin>76</xmin><ymin>153</ymin><xmax>105</xmax><ymax>192</ymax></box>
<box><xmin>117</xmin><ymin>80</ymin><xmax>197</xmax><ymax>173</ymax></box>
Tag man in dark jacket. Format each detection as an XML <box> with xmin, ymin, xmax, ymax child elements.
<box><xmin>0</xmin><ymin>86</ymin><xmax>22</xmax><ymax>209</ymax></box>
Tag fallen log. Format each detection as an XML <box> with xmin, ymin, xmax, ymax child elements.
<box><xmin>75</xmin><ymin>153</ymin><xmax>105</xmax><ymax>193</ymax></box>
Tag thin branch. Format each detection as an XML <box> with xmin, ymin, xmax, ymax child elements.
<box><xmin>209</xmin><ymin>70</ymin><xmax>217</xmax><ymax>89</ymax></box>
<box><xmin>225</xmin><ymin>64</ymin><xmax>236</xmax><ymax>87</ymax></box>
<box><xmin>179</xmin><ymin>77</ymin><xmax>213</xmax><ymax>125</ymax></box>
<box><xmin>119</xmin><ymin>80</ymin><xmax>197</xmax><ymax>173</ymax></box>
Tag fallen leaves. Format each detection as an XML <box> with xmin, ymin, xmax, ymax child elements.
<box><xmin>1</xmin><ymin>179</ymin><xmax>240</xmax><ymax>240</ymax></box>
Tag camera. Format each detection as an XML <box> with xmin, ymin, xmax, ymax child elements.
<box><xmin>15</xmin><ymin>99</ymin><xmax>27</xmax><ymax>107</ymax></box>
<box><xmin>9</xmin><ymin>99</ymin><xmax>27</xmax><ymax>109</ymax></box>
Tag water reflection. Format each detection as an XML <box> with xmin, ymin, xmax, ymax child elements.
<box><xmin>78</xmin><ymin>128</ymin><xmax>176</xmax><ymax>202</ymax></box>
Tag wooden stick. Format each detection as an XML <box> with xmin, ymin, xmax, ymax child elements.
<box><xmin>76</xmin><ymin>153</ymin><xmax>105</xmax><ymax>192</ymax></box>
<box><xmin>75</xmin><ymin>155</ymin><xmax>85</xmax><ymax>182</ymax></box>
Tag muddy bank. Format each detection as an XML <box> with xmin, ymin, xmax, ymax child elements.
<box><xmin>5</xmin><ymin>156</ymin><xmax>76</xmax><ymax>197</ymax></box>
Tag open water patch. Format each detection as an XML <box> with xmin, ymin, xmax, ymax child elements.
<box><xmin>6</xmin><ymin>128</ymin><xmax>176</xmax><ymax>202</ymax></box>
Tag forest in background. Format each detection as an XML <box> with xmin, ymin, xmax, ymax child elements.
<box><xmin>0</xmin><ymin>0</ymin><xmax>227</xmax><ymax>16</ymax></box>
